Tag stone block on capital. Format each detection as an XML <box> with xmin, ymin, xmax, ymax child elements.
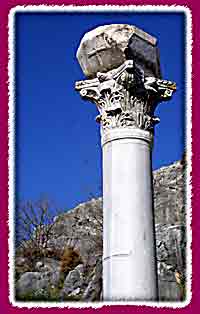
<box><xmin>76</xmin><ymin>24</ymin><xmax>161</xmax><ymax>79</ymax></box>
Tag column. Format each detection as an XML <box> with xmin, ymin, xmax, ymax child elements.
<box><xmin>75</xmin><ymin>24</ymin><xmax>176</xmax><ymax>301</ymax></box>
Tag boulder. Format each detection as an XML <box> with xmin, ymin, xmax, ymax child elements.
<box><xmin>16</xmin><ymin>270</ymin><xmax>60</xmax><ymax>300</ymax></box>
<box><xmin>16</xmin><ymin>272</ymin><xmax>48</xmax><ymax>298</ymax></box>
<box><xmin>61</xmin><ymin>264</ymin><xmax>84</xmax><ymax>299</ymax></box>
<box><xmin>35</xmin><ymin>257</ymin><xmax>60</xmax><ymax>273</ymax></box>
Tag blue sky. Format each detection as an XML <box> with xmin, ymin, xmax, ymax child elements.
<box><xmin>15</xmin><ymin>11</ymin><xmax>185</xmax><ymax>210</ymax></box>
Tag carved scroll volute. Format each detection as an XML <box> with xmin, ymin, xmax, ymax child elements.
<box><xmin>79</xmin><ymin>85</ymin><xmax>100</xmax><ymax>105</ymax></box>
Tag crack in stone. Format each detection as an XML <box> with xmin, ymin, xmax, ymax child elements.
<box><xmin>103</xmin><ymin>251</ymin><xmax>132</xmax><ymax>261</ymax></box>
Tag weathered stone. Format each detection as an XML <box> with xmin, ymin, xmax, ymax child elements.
<box><xmin>61</xmin><ymin>264</ymin><xmax>84</xmax><ymax>299</ymax></box>
<box><xmin>16</xmin><ymin>272</ymin><xmax>48</xmax><ymax>298</ymax></box>
<box><xmin>68</xmin><ymin>287</ymin><xmax>81</xmax><ymax>297</ymax></box>
<box><xmin>77</xmin><ymin>24</ymin><xmax>159</xmax><ymax>78</ymax></box>
<box><xmin>156</xmin><ymin>224</ymin><xmax>186</xmax><ymax>268</ymax></box>
<box><xmin>35</xmin><ymin>258</ymin><xmax>60</xmax><ymax>274</ymax></box>
<box><xmin>154</xmin><ymin>160</ymin><xmax>186</xmax><ymax>225</ymax></box>
<box><xmin>48</xmin><ymin>198</ymin><xmax>103</xmax><ymax>265</ymax></box>
<box><xmin>15</xmin><ymin>256</ymin><xmax>33</xmax><ymax>278</ymax></box>
<box><xmin>156</xmin><ymin>223</ymin><xmax>186</xmax><ymax>301</ymax></box>
<box><xmin>126</xmin><ymin>31</ymin><xmax>161</xmax><ymax>78</ymax></box>
<box><xmin>16</xmin><ymin>270</ymin><xmax>60</xmax><ymax>299</ymax></box>
<box><xmin>35</xmin><ymin>261</ymin><xmax>43</xmax><ymax>271</ymax></box>
<box><xmin>82</xmin><ymin>259</ymin><xmax>102</xmax><ymax>301</ymax></box>
<box><xmin>158</xmin><ymin>280</ymin><xmax>181</xmax><ymax>301</ymax></box>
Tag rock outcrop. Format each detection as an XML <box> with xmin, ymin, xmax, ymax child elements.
<box><xmin>153</xmin><ymin>159</ymin><xmax>186</xmax><ymax>300</ymax></box>
<box><xmin>15</xmin><ymin>159</ymin><xmax>186</xmax><ymax>302</ymax></box>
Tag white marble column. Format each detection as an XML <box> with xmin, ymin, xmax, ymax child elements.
<box><xmin>75</xmin><ymin>24</ymin><xmax>176</xmax><ymax>301</ymax></box>
<box><xmin>102</xmin><ymin>128</ymin><xmax>157</xmax><ymax>300</ymax></box>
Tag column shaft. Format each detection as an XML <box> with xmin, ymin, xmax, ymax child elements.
<box><xmin>102</xmin><ymin>128</ymin><xmax>158</xmax><ymax>300</ymax></box>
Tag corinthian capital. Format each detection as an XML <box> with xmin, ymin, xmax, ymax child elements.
<box><xmin>75</xmin><ymin>60</ymin><xmax>176</xmax><ymax>132</ymax></box>
<box><xmin>75</xmin><ymin>24</ymin><xmax>176</xmax><ymax>133</ymax></box>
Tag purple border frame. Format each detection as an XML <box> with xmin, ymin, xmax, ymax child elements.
<box><xmin>0</xmin><ymin>0</ymin><xmax>198</xmax><ymax>313</ymax></box>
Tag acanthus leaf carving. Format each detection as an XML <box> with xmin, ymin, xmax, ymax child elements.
<box><xmin>75</xmin><ymin>60</ymin><xmax>176</xmax><ymax>132</ymax></box>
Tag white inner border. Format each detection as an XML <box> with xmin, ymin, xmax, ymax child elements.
<box><xmin>8</xmin><ymin>5</ymin><xmax>192</xmax><ymax>309</ymax></box>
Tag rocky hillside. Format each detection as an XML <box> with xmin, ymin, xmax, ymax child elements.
<box><xmin>15</xmin><ymin>159</ymin><xmax>186</xmax><ymax>302</ymax></box>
